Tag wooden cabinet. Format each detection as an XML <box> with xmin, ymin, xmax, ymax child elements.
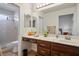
<box><xmin>37</xmin><ymin>40</ymin><xmax>51</xmax><ymax>56</ymax></box>
<box><xmin>51</xmin><ymin>50</ymin><xmax>65</xmax><ymax>56</ymax></box>
<box><xmin>22</xmin><ymin>37</ymin><xmax>79</xmax><ymax>56</ymax></box>
<box><xmin>51</xmin><ymin>42</ymin><xmax>79</xmax><ymax>56</ymax></box>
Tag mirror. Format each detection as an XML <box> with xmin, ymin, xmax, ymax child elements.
<box><xmin>38</xmin><ymin>4</ymin><xmax>79</xmax><ymax>36</ymax></box>
<box><xmin>24</xmin><ymin>14</ymin><xmax>37</xmax><ymax>28</ymax></box>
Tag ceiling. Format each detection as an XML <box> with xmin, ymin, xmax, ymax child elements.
<box><xmin>0</xmin><ymin>3</ymin><xmax>19</xmax><ymax>13</ymax></box>
<box><xmin>37</xmin><ymin>3</ymin><xmax>76</xmax><ymax>14</ymax></box>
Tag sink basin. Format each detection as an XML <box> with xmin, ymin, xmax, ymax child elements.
<box><xmin>53</xmin><ymin>37</ymin><xmax>72</xmax><ymax>42</ymax></box>
<box><xmin>58</xmin><ymin>37</ymin><xmax>79</xmax><ymax>44</ymax></box>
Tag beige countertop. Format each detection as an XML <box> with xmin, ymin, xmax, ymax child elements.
<box><xmin>23</xmin><ymin>35</ymin><xmax>79</xmax><ymax>47</ymax></box>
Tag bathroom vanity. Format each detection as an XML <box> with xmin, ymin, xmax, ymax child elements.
<box><xmin>22</xmin><ymin>36</ymin><xmax>79</xmax><ymax>56</ymax></box>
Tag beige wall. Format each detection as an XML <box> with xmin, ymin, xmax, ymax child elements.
<box><xmin>76</xmin><ymin>4</ymin><xmax>79</xmax><ymax>35</ymax></box>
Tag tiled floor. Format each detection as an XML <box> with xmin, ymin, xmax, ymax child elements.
<box><xmin>0</xmin><ymin>50</ymin><xmax>18</xmax><ymax>56</ymax></box>
<box><xmin>0</xmin><ymin>50</ymin><xmax>36</xmax><ymax>56</ymax></box>
<box><xmin>3</xmin><ymin>52</ymin><xmax>18</xmax><ymax>56</ymax></box>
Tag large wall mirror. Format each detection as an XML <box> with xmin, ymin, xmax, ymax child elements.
<box><xmin>37</xmin><ymin>4</ymin><xmax>79</xmax><ymax>36</ymax></box>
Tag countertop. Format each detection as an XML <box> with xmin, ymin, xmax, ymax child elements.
<box><xmin>23</xmin><ymin>35</ymin><xmax>79</xmax><ymax>47</ymax></box>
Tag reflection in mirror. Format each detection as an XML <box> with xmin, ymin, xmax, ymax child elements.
<box><xmin>47</xmin><ymin>26</ymin><xmax>56</xmax><ymax>34</ymax></box>
<box><xmin>38</xmin><ymin>16</ymin><xmax>44</xmax><ymax>34</ymax></box>
<box><xmin>33</xmin><ymin>20</ymin><xmax>35</xmax><ymax>27</ymax></box>
<box><xmin>24</xmin><ymin>14</ymin><xmax>31</xmax><ymax>27</ymax></box>
<box><xmin>32</xmin><ymin>16</ymin><xmax>37</xmax><ymax>27</ymax></box>
<box><xmin>59</xmin><ymin>14</ymin><xmax>73</xmax><ymax>35</ymax></box>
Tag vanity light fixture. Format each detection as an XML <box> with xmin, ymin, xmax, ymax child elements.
<box><xmin>36</xmin><ymin>3</ymin><xmax>53</xmax><ymax>9</ymax></box>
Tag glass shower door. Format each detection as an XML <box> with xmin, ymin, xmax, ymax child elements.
<box><xmin>0</xmin><ymin>14</ymin><xmax>18</xmax><ymax>46</ymax></box>
<box><xmin>0</xmin><ymin>14</ymin><xmax>8</xmax><ymax>46</ymax></box>
<box><xmin>0</xmin><ymin>3</ymin><xmax>19</xmax><ymax>56</ymax></box>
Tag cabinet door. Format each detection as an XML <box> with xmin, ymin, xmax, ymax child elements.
<box><xmin>37</xmin><ymin>40</ymin><xmax>51</xmax><ymax>56</ymax></box>
<box><xmin>51</xmin><ymin>50</ymin><xmax>70</xmax><ymax>56</ymax></box>
<box><xmin>51</xmin><ymin>42</ymin><xmax>79</xmax><ymax>56</ymax></box>
<box><xmin>51</xmin><ymin>50</ymin><xmax>63</xmax><ymax>56</ymax></box>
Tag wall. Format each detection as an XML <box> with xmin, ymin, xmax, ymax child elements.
<box><xmin>76</xmin><ymin>4</ymin><xmax>79</xmax><ymax>35</ymax></box>
<box><xmin>43</xmin><ymin>6</ymin><xmax>77</xmax><ymax>35</ymax></box>
<box><xmin>15</xmin><ymin>3</ymin><xmax>32</xmax><ymax>56</ymax></box>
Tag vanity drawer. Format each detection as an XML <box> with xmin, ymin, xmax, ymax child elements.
<box><xmin>37</xmin><ymin>40</ymin><xmax>50</xmax><ymax>48</ymax></box>
<box><xmin>30</xmin><ymin>39</ymin><xmax>37</xmax><ymax>43</ymax></box>
<box><xmin>22</xmin><ymin>37</ymin><xmax>37</xmax><ymax>43</ymax></box>
<box><xmin>22</xmin><ymin>37</ymin><xmax>30</xmax><ymax>41</ymax></box>
<box><xmin>37</xmin><ymin>46</ymin><xmax>50</xmax><ymax>56</ymax></box>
